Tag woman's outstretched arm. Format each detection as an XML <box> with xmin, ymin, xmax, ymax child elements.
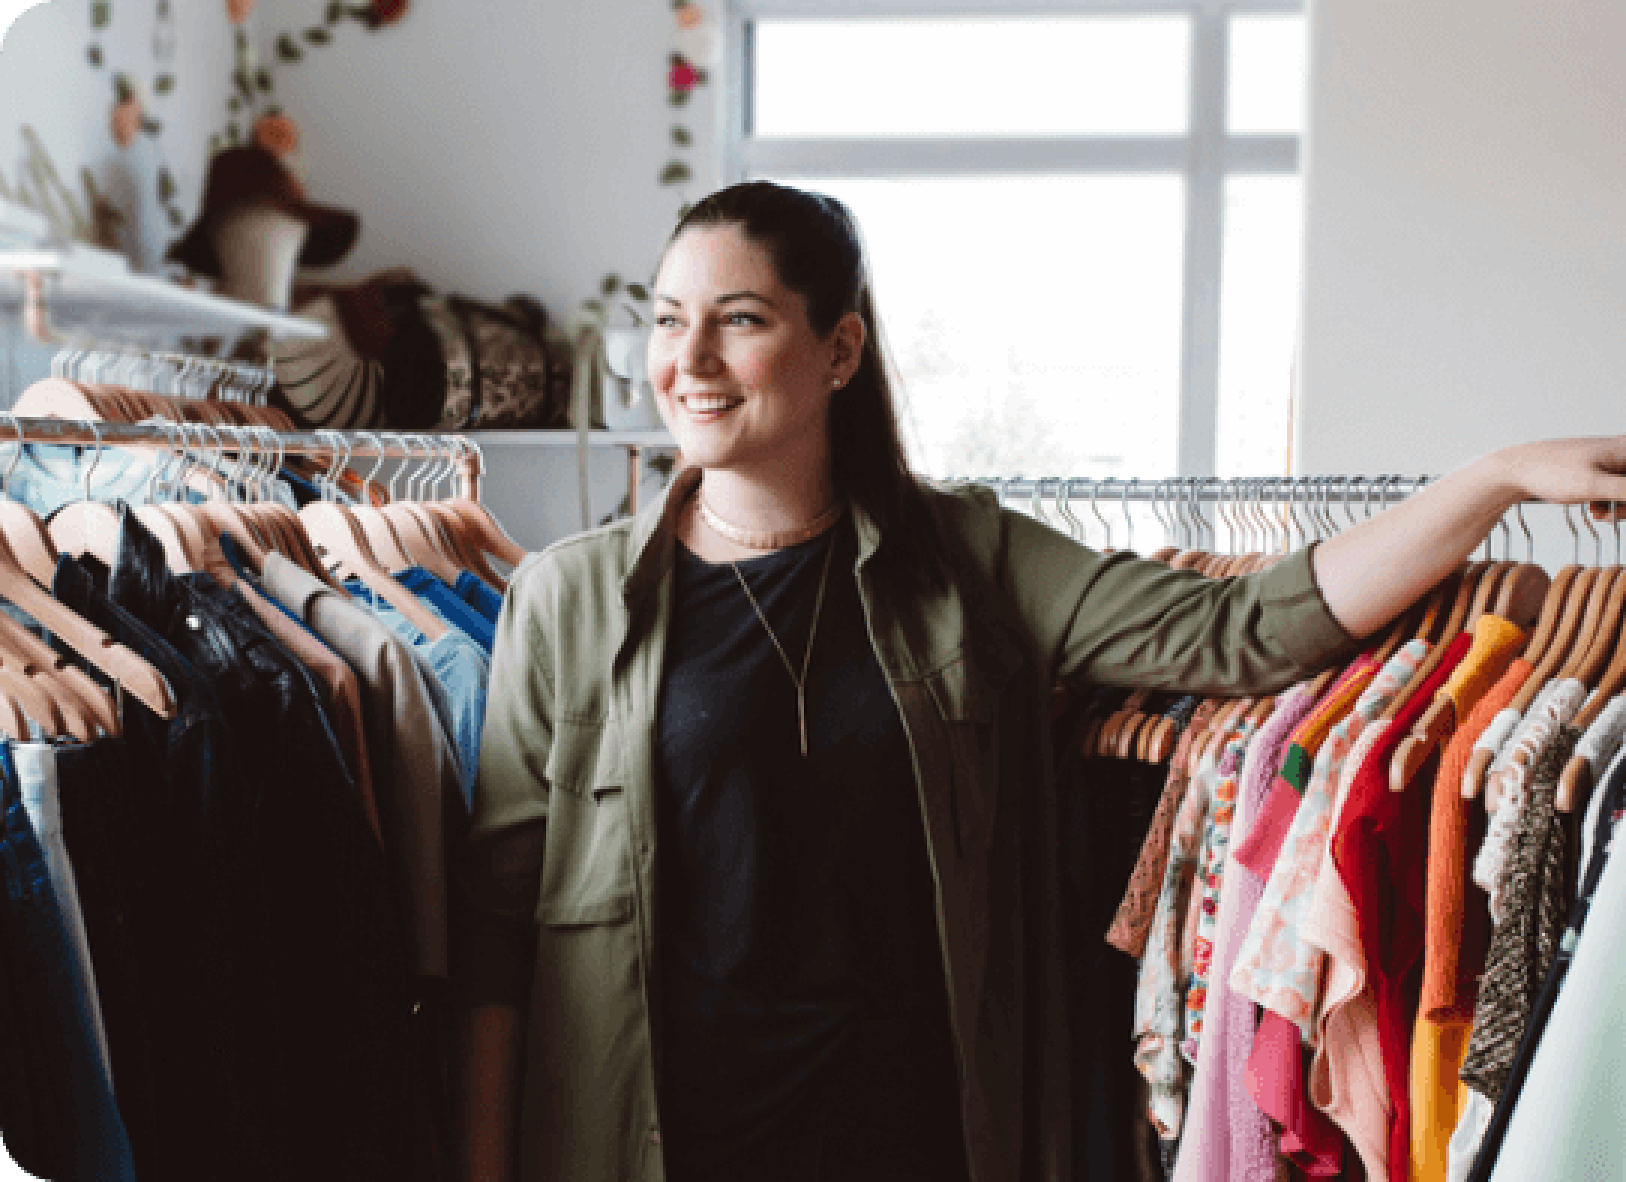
<box><xmin>1312</xmin><ymin>437</ymin><xmax>1626</xmax><ymax>639</ymax></box>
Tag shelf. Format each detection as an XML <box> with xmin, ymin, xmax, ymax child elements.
<box><xmin>0</xmin><ymin>248</ymin><xmax>328</xmax><ymax>343</ymax></box>
<box><xmin>461</xmin><ymin>428</ymin><xmax>676</xmax><ymax>448</ymax></box>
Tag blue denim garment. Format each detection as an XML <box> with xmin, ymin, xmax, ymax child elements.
<box><xmin>0</xmin><ymin>741</ymin><xmax>139</xmax><ymax>1182</ymax></box>
<box><xmin>394</xmin><ymin>567</ymin><xmax>495</xmax><ymax>653</ymax></box>
<box><xmin>9</xmin><ymin>443</ymin><xmax>160</xmax><ymax>517</ymax></box>
<box><xmin>453</xmin><ymin>570</ymin><xmax>503</xmax><ymax>625</ymax></box>
<box><xmin>345</xmin><ymin>579</ymin><xmax>489</xmax><ymax>810</ymax></box>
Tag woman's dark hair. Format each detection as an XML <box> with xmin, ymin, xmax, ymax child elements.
<box><xmin>664</xmin><ymin>181</ymin><xmax>947</xmax><ymax>589</ymax></box>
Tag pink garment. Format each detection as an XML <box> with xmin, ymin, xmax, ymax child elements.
<box><xmin>1173</xmin><ymin>681</ymin><xmax>1317</xmax><ymax>1182</ymax></box>
<box><xmin>1303</xmin><ymin>719</ymin><xmax>1395</xmax><ymax>1182</ymax></box>
<box><xmin>1249</xmin><ymin>1011</ymin><xmax>1344</xmax><ymax>1175</ymax></box>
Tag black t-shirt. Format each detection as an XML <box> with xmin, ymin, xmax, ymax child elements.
<box><xmin>655</xmin><ymin>518</ymin><xmax>955</xmax><ymax>1165</ymax></box>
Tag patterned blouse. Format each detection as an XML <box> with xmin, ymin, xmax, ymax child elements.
<box><xmin>1229</xmin><ymin>641</ymin><xmax>1429</xmax><ymax>1037</ymax></box>
<box><xmin>1134</xmin><ymin>745</ymin><xmax>1221</xmax><ymax>1138</ymax></box>
<box><xmin>1181</xmin><ymin>719</ymin><xmax>1256</xmax><ymax>1064</ymax></box>
<box><xmin>1473</xmin><ymin>679</ymin><xmax>1587</xmax><ymax>923</ymax></box>
<box><xmin>1107</xmin><ymin>700</ymin><xmax>1221</xmax><ymax>958</ymax></box>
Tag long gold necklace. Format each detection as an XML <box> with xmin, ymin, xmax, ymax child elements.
<box><xmin>729</xmin><ymin>535</ymin><xmax>837</xmax><ymax>758</ymax></box>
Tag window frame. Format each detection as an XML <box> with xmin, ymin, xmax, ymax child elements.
<box><xmin>721</xmin><ymin>0</ymin><xmax>1305</xmax><ymax>477</ymax></box>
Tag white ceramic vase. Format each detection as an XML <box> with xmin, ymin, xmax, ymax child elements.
<box><xmin>600</xmin><ymin>326</ymin><xmax>664</xmax><ymax>430</ymax></box>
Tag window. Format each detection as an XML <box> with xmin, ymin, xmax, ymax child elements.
<box><xmin>726</xmin><ymin>1</ymin><xmax>1307</xmax><ymax>480</ymax></box>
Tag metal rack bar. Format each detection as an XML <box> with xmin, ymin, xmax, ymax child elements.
<box><xmin>0</xmin><ymin>416</ymin><xmax>485</xmax><ymax>502</ymax></box>
<box><xmin>951</xmin><ymin>474</ymin><xmax>1438</xmax><ymax>502</ymax></box>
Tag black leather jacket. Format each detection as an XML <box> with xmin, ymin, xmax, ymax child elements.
<box><xmin>100</xmin><ymin>506</ymin><xmax>413</xmax><ymax>1182</ymax></box>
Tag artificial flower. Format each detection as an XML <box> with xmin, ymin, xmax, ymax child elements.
<box><xmin>364</xmin><ymin>0</ymin><xmax>408</xmax><ymax>29</ymax></box>
<box><xmin>668</xmin><ymin>58</ymin><xmax>699</xmax><ymax>92</ymax></box>
<box><xmin>252</xmin><ymin>111</ymin><xmax>301</xmax><ymax>160</ymax></box>
<box><xmin>111</xmin><ymin>95</ymin><xmax>143</xmax><ymax>148</ymax></box>
<box><xmin>674</xmin><ymin>2</ymin><xmax>721</xmax><ymax>66</ymax></box>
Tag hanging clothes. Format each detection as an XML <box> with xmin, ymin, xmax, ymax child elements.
<box><xmin>1171</xmin><ymin>678</ymin><xmax>1316</xmax><ymax>1182</ymax></box>
<box><xmin>0</xmin><ymin>740</ymin><xmax>137</xmax><ymax>1182</ymax></box>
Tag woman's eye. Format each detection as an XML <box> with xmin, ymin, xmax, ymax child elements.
<box><xmin>654</xmin><ymin>314</ymin><xmax>681</xmax><ymax>329</ymax></box>
<box><xmin>727</xmin><ymin>311</ymin><xmax>763</xmax><ymax>327</ymax></box>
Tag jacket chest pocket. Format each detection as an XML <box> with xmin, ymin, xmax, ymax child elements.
<box><xmin>537</xmin><ymin>718</ymin><xmax>636</xmax><ymax>927</ymax></box>
<box><xmin>924</xmin><ymin>656</ymin><xmax>1002</xmax><ymax>858</ymax></box>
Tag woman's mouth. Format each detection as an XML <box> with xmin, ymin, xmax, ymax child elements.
<box><xmin>680</xmin><ymin>394</ymin><xmax>744</xmax><ymax>417</ymax></box>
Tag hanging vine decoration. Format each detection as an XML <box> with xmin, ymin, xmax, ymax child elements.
<box><xmin>588</xmin><ymin>1</ymin><xmax>713</xmax><ymax>325</ymax></box>
<box><xmin>88</xmin><ymin>0</ymin><xmax>188</xmax><ymax>228</ymax></box>
<box><xmin>211</xmin><ymin>0</ymin><xmax>410</xmax><ymax>162</ymax></box>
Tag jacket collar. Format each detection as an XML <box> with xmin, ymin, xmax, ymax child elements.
<box><xmin>620</xmin><ymin>465</ymin><xmax>883</xmax><ymax>609</ymax></box>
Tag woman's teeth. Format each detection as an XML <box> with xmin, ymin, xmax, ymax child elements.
<box><xmin>685</xmin><ymin>396</ymin><xmax>738</xmax><ymax>411</ymax></box>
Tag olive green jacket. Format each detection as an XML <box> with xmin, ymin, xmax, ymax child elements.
<box><xmin>456</xmin><ymin>466</ymin><xmax>1354</xmax><ymax>1182</ymax></box>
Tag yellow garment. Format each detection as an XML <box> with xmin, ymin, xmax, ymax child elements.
<box><xmin>1410</xmin><ymin>1018</ymin><xmax>1473</xmax><ymax>1182</ymax></box>
<box><xmin>1439</xmin><ymin>613</ymin><xmax>1526</xmax><ymax>717</ymax></box>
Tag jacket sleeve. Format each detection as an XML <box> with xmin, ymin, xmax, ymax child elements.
<box><xmin>998</xmin><ymin>507</ymin><xmax>1357</xmax><ymax>695</ymax></box>
<box><xmin>452</xmin><ymin>552</ymin><xmax>556</xmax><ymax>1008</ymax></box>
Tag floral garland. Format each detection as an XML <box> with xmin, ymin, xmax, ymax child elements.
<box><xmin>215</xmin><ymin>0</ymin><xmax>409</xmax><ymax>169</ymax></box>
<box><xmin>587</xmin><ymin>0</ymin><xmax>715</xmax><ymax>325</ymax></box>
<box><xmin>89</xmin><ymin>0</ymin><xmax>186</xmax><ymax>228</ymax></box>
<box><xmin>88</xmin><ymin>0</ymin><xmax>408</xmax><ymax>236</ymax></box>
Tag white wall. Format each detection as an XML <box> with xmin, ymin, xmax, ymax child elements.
<box><xmin>1295</xmin><ymin>0</ymin><xmax>1626</xmax><ymax>480</ymax></box>
<box><xmin>262</xmin><ymin>0</ymin><xmax>716</xmax><ymax>317</ymax></box>
<box><xmin>254</xmin><ymin>0</ymin><xmax>712</xmax><ymax>543</ymax></box>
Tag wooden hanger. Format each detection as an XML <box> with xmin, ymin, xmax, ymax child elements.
<box><xmin>0</xmin><ymin>678</ymin><xmax>35</xmax><ymax>741</ymax></box>
<box><xmin>1391</xmin><ymin>563</ymin><xmax>1546</xmax><ymax>791</ymax></box>
<box><xmin>298</xmin><ymin>435</ymin><xmax>448</xmax><ymax>640</ymax></box>
<box><xmin>0</xmin><ymin>581</ymin><xmax>117</xmax><ymax>740</ymax></box>
<box><xmin>1462</xmin><ymin>550</ymin><xmax>1599</xmax><ymax>800</ymax></box>
<box><xmin>1377</xmin><ymin>567</ymin><xmax>1472</xmax><ymax>725</ymax></box>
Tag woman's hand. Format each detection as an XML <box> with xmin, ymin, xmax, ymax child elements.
<box><xmin>1311</xmin><ymin>438</ymin><xmax>1626</xmax><ymax>640</ymax></box>
<box><xmin>1497</xmin><ymin>437</ymin><xmax>1626</xmax><ymax>518</ymax></box>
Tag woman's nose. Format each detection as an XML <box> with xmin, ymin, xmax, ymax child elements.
<box><xmin>677</xmin><ymin>324</ymin><xmax>719</xmax><ymax>374</ymax></box>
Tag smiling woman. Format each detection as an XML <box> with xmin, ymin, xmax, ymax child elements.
<box><xmin>453</xmin><ymin>180</ymin><xmax>1626</xmax><ymax>1182</ymax></box>
<box><xmin>649</xmin><ymin>184</ymin><xmax>948</xmax><ymax>579</ymax></box>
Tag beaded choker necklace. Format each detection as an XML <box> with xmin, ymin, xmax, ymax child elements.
<box><xmin>696</xmin><ymin>495</ymin><xmax>845</xmax><ymax>551</ymax></box>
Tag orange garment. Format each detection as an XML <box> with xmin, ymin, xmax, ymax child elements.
<box><xmin>1410</xmin><ymin>651</ymin><xmax>1533</xmax><ymax>1182</ymax></box>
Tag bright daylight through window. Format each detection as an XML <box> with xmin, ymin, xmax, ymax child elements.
<box><xmin>731</xmin><ymin>3</ymin><xmax>1307</xmax><ymax>485</ymax></box>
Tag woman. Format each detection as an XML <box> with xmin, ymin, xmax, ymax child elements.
<box><xmin>456</xmin><ymin>181</ymin><xmax>1626</xmax><ymax>1182</ymax></box>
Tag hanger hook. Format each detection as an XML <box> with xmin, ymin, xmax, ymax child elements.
<box><xmin>1121</xmin><ymin>478</ymin><xmax>1135</xmax><ymax>552</ymax></box>
<box><xmin>83</xmin><ymin>419</ymin><xmax>104</xmax><ymax>502</ymax></box>
<box><xmin>358</xmin><ymin>431</ymin><xmax>389</xmax><ymax>490</ymax></box>
<box><xmin>0</xmin><ymin>413</ymin><xmax>22</xmax><ymax>499</ymax></box>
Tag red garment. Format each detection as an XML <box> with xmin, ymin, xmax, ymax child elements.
<box><xmin>1329</xmin><ymin>633</ymin><xmax>1471</xmax><ymax>1182</ymax></box>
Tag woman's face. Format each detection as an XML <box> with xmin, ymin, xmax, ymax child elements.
<box><xmin>649</xmin><ymin>225</ymin><xmax>856</xmax><ymax>480</ymax></box>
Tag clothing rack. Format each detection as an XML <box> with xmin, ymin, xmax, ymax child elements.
<box><xmin>954</xmin><ymin>475</ymin><xmax>1620</xmax><ymax>571</ymax></box>
<box><xmin>0</xmin><ymin>415</ymin><xmax>486</xmax><ymax>502</ymax></box>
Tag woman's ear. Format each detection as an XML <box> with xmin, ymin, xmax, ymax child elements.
<box><xmin>832</xmin><ymin>310</ymin><xmax>867</xmax><ymax>383</ymax></box>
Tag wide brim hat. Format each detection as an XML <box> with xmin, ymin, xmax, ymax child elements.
<box><xmin>167</xmin><ymin>145</ymin><xmax>359</xmax><ymax>279</ymax></box>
